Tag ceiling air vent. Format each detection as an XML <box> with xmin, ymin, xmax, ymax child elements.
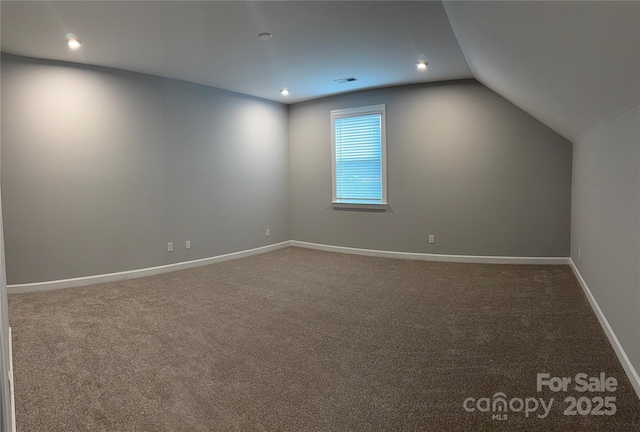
<box><xmin>333</xmin><ymin>77</ymin><xmax>359</xmax><ymax>84</ymax></box>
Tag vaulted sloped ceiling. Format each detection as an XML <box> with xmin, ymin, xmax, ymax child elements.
<box><xmin>1</xmin><ymin>1</ymin><xmax>638</xmax><ymax>143</ymax></box>
<box><xmin>443</xmin><ymin>0</ymin><xmax>640</xmax><ymax>142</ymax></box>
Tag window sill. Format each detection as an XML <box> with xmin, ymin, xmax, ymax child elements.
<box><xmin>332</xmin><ymin>202</ymin><xmax>388</xmax><ymax>211</ymax></box>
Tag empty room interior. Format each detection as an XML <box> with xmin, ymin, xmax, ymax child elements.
<box><xmin>0</xmin><ymin>1</ymin><xmax>639</xmax><ymax>431</ymax></box>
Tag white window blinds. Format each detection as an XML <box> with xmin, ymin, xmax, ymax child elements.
<box><xmin>331</xmin><ymin>105</ymin><xmax>387</xmax><ymax>206</ymax></box>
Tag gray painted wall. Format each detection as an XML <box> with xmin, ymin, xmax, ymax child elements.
<box><xmin>571</xmin><ymin>104</ymin><xmax>640</xmax><ymax>373</ymax></box>
<box><xmin>289</xmin><ymin>81</ymin><xmax>572</xmax><ymax>257</ymax></box>
<box><xmin>1</xmin><ymin>54</ymin><xmax>289</xmax><ymax>284</ymax></box>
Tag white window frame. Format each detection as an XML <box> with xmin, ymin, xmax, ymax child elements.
<box><xmin>330</xmin><ymin>104</ymin><xmax>388</xmax><ymax>210</ymax></box>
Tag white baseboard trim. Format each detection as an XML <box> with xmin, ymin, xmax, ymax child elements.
<box><xmin>9</xmin><ymin>241</ymin><xmax>568</xmax><ymax>295</ymax></box>
<box><xmin>7</xmin><ymin>241</ymin><xmax>292</xmax><ymax>294</ymax></box>
<box><xmin>291</xmin><ymin>241</ymin><xmax>569</xmax><ymax>265</ymax></box>
<box><xmin>569</xmin><ymin>259</ymin><xmax>640</xmax><ymax>401</ymax></box>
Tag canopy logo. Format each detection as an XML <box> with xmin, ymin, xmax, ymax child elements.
<box><xmin>462</xmin><ymin>372</ymin><xmax>618</xmax><ymax>421</ymax></box>
<box><xmin>463</xmin><ymin>393</ymin><xmax>553</xmax><ymax>420</ymax></box>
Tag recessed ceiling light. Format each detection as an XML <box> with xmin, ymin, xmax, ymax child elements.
<box><xmin>416</xmin><ymin>61</ymin><xmax>428</xmax><ymax>71</ymax></box>
<box><xmin>281</xmin><ymin>89</ymin><xmax>289</xmax><ymax>96</ymax></box>
<box><xmin>66</xmin><ymin>33</ymin><xmax>81</xmax><ymax>49</ymax></box>
<box><xmin>258</xmin><ymin>33</ymin><xmax>273</xmax><ymax>41</ymax></box>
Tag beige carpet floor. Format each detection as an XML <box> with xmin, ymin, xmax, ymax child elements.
<box><xmin>8</xmin><ymin>247</ymin><xmax>640</xmax><ymax>431</ymax></box>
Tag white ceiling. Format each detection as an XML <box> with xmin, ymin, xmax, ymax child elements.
<box><xmin>1</xmin><ymin>1</ymin><xmax>638</xmax><ymax>142</ymax></box>
<box><xmin>0</xmin><ymin>1</ymin><xmax>471</xmax><ymax>103</ymax></box>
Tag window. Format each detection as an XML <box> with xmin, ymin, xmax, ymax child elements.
<box><xmin>331</xmin><ymin>104</ymin><xmax>387</xmax><ymax>209</ymax></box>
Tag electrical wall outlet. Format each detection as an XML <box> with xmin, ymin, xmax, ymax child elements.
<box><xmin>428</xmin><ymin>234</ymin><xmax>435</xmax><ymax>244</ymax></box>
<box><xmin>167</xmin><ymin>242</ymin><xmax>173</xmax><ymax>252</ymax></box>
<box><xmin>266</xmin><ymin>228</ymin><xmax>270</xmax><ymax>237</ymax></box>
<box><xmin>186</xmin><ymin>240</ymin><xmax>191</xmax><ymax>250</ymax></box>
<box><xmin>578</xmin><ymin>248</ymin><xmax>581</xmax><ymax>259</ymax></box>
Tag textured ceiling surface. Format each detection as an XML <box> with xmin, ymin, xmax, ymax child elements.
<box><xmin>2</xmin><ymin>1</ymin><xmax>638</xmax><ymax>142</ymax></box>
